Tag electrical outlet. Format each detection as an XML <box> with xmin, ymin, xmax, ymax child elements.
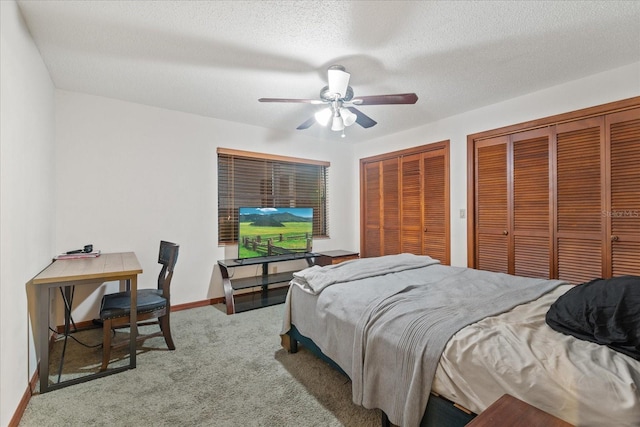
<box><xmin>460</xmin><ymin>209</ymin><xmax>466</xmax><ymax>219</ymax></box>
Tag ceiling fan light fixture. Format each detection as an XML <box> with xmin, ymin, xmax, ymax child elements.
<box><xmin>314</xmin><ymin>108</ymin><xmax>332</xmax><ymax>126</ymax></box>
<box><xmin>331</xmin><ymin>115</ymin><xmax>345</xmax><ymax>131</ymax></box>
<box><xmin>259</xmin><ymin>64</ymin><xmax>418</xmax><ymax>135</ymax></box>
<box><xmin>327</xmin><ymin>65</ymin><xmax>350</xmax><ymax>98</ymax></box>
<box><xmin>340</xmin><ymin>108</ymin><xmax>357</xmax><ymax>127</ymax></box>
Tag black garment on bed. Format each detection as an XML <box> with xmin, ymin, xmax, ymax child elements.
<box><xmin>545</xmin><ymin>275</ymin><xmax>640</xmax><ymax>360</ymax></box>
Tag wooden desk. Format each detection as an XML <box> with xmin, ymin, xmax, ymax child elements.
<box><xmin>466</xmin><ymin>394</ymin><xmax>574</xmax><ymax>427</ymax></box>
<box><xmin>32</xmin><ymin>252</ymin><xmax>142</xmax><ymax>393</ymax></box>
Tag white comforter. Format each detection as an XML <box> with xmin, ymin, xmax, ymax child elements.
<box><xmin>291</xmin><ymin>252</ymin><xmax>439</xmax><ymax>294</ymax></box>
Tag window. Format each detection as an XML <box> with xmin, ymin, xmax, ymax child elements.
<box><xmin>217</xmin><ymin>148</ymin><xmax>330</xmax><ymax>244</ymax></box>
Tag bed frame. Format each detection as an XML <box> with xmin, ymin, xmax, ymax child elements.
<box><xmin>286</xmin><ymin>325</ymin><xmax>476</xmax><ymax>427</ymax></box>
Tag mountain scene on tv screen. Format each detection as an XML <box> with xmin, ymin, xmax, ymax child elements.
<box><xmin>238</xmin><ymin>209</ymin><xmax>313</xmax><ymax>259</ymax></box>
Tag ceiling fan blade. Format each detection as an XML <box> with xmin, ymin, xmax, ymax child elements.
<box><xmin>346</xmin><ymin>107</ymin><xmax>377</xmax><ymax>128</ymax></box>
<box><xmin>327</xmin><ymin>65</ymin><xmax>351</xmax><ymax>98</ymax></box>
<box><xmin>351</xmin><ymin>93</ymin><xmax>418</xmax><ymax>105</ymax></box>
<box><xmin>258</xmin><ymin>98</ymin><xmax>325</xmax><ymax>104</ymax></box>
<box><xmin>296</xmin><ymin>116</ymin><xmax>316</xmax><ymax>130</ymax></box>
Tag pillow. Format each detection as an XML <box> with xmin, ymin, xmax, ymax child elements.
<box><xmin>545</xmin><ymin>275</ymin><xmax>640</xmax><ymax>360</ymax></box>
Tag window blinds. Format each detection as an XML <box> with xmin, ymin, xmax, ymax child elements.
<box><xmin>217</xmin><ymin>148</ymin><xmax>329</xmax><ymax>244</ymax></box>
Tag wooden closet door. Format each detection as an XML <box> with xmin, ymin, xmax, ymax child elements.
<box><xmin>475</xmin><ymin>136</ymin><xmax>509</xmax><ymax>273</ymax></box>
<box><xmin>381</xmin><ymin>158</ymin><xmax>401</xmax><ymax>255</ymax></box>
<box><xmin>401</xmin><ymin>154</ymin><xmax>423</xmax><ymax>254</ymax></box>
<box><xmin>361</xmin><ymin>142</ymin><xmax>450</xmax><ymax>260</ymax></box>
<box><xmin>511</xmin><ymin>128</ymin><xmax>552</xmax><ymax>278</ymax></box>
<box><xmin>555</xmin><ymin>117</ymin><xmax>605</xmax><ymax>284</ymax></box>
<box><xmin>423</xmin><ymin>148</ymin><xmax>449</xmax><ymax>264</ymax></box>
<box><xmin>363</xmin><ymin>161</ymin><xmax>382</xmax><ymax>257</ymax></box>
<box><xmin>607</xmin><ymin>108</ymin><xmax>640</xmax><ymax>276</ymax></box>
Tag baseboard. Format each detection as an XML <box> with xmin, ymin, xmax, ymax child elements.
<box><xmin>172</xmin><ymin>297</ymin><xmax>224</xmax><ymax>311</ymax></box>
<box><xmin>8</xmin><ymin>370</ymin><xmax>38</xmax><ymax>427</ymax></box>
<box><xmin>53</xmin><ymin>297</ymin><xmax>226</xmax><ymax>332</ymax></box>
<box><xmin>55</xmin><ymin>318</ymin><xmax>97</xmax><ymax>333</ymax></box>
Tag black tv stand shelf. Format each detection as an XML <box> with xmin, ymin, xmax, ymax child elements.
<box><xmin>218</xmin><ymin>253</ymin><xmax>316</xmax><ymax>314</ymax></box>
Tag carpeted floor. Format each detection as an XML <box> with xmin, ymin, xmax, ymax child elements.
<box><xmin>19</xmin><ymin>304</ymin><xmax>381</xmax><ymax>426</ymax></box>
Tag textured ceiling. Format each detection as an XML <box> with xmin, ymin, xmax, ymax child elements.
<box><xmin>16</xmin><ymin>0</ymin><xmax>640</xmax><ymax>143</ymax></box>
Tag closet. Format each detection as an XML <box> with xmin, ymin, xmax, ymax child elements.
<box><xmin>475</xmin><ymin>128</ymin><xmax>552</xmax><ymax>277</ymax></box>
<box><xmin>469</xmin><ymin>99</ymin><xmax>640</xmax><ymax>284</ymax></box>
<box><xmin>361</xmin><ymin>141</ymin><xmax>450</xmax><ymax>264</ymax></box>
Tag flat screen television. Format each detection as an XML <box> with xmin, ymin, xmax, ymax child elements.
<box><xmin>237</xmin><ymin>207</ymin><xmax>313</xmax><ymax>260</ymax></box>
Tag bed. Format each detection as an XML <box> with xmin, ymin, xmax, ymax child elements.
<box><xmin>279</xmin><ymin>254</ymin><xmax>640</xmax><ymax>427</ymax></box>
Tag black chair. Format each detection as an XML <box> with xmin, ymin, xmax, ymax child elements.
<box><xmin>99</xmin><ymin>241</ymin><xmax>179</xmax><ymax>371</ymax></box>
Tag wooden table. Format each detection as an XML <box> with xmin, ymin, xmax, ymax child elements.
<box><xmin>314</xmin><ymin>250</ymin><xmax>360</xmax><ymax>266</ymax></box>
<box><xmin>466</xmin><ymin>394</ymin><xmax>574</xmax><ymax>427</ymax></box>
<box><xmin>31</xmin><ymin>252</ymin><xmax>142</xmax><ymax>393</ymax></box>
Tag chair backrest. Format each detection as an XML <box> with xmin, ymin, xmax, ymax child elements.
<box><xmin>158</xmin><ymin>241</ymin><xmax>179</xmax><ymax>298</ymax></box>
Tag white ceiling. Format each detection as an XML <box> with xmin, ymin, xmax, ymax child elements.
<box><xmin>16</xmin><ymin>0</ymin><xmax>640</xmax><ymax>143</ymax></box>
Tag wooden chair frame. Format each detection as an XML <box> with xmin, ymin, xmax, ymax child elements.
<box><xmin>100</xmin><ymin>241</ymin><xmax>179</xmax><ymax>371</ymax></box>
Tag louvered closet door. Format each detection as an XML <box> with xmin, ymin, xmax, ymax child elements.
<box><xmin>381</xmin><ymin>158</ymin><xmax>401</xmax><ymax>255</ymax></box>
<box><xmin>401</xmin><ymin>154</ymin><xmax>423</xmax><ymax>254</ymax></box>
<box><xmin>511</xmin><ymin>128</ymin><xmax>552</xmax><ymax>278</ymax></box>
<box><xmin>423</xmin><ymin>149</ymin><xmax>449</xmax><ymax>264</ymax></box>
<box><xmin>556</xmin><ymin>117</ymin><xmax>605</xmax><ymax>284</ymax></box>
<box><xmin>361</xmin><ymin>142</ymin><xmax>450</xmax><ymax>260</ymax></box>
<box><xmin>475</xmin><ymin>136</ymin><xmax>509</xmax><ymax>273</ymax></box>
<box><xmin>363</xmin><ymin>161</ymin><xmax>382</xmax><ymax>257</ymax></box>
<box><xmin>361</xmin><ymin>157</ymin><xmax>409</xmax><ymax>257</ymax></box>
<box><xmin>607</xmin><ymin>108</ymin><xmax>640</xmax><ymax>276</ymax></box>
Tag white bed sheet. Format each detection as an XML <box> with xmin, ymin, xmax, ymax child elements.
<box><xmin>285</xmin><ymin>282</ymin><xmax>640</xmax><ymax>426</ymax></box>
<box><xmin>433</xmin><ymin>284</ymin><xmax>640</xmax><ymax>426</ymax></box>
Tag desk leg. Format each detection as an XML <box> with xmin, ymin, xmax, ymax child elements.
<box><xmin>38</xmin><ymin>286</ymin><xmax>50</xmax><ymax>393</ymax></box>
<box><xmin>129</xmin><ymin>275</ymin><xmax>137</xmax><ymax>368</ymax></box>
<box><xmin>56</xmin><ymin>286</ymin><xmax>75</xmax><ymax>382</ymax></box>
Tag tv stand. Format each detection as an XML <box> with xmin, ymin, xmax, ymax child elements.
<box><xmin>218</xmin><ymin>253</ymin><xmax>316</xmax><ymax>315</ymax></box>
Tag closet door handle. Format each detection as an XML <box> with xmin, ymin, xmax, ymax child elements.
<box><xmin>502</xmin><ymin>230</ymin><xmax>509</xmax><ymax>236</ymax></box>
<box><xmin>611</xmin><ymin>235</ymin><xmax>619</xmax><ymax>242</ymax></box>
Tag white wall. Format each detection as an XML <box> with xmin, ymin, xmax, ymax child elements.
<box><xmin>351</xmin><ymin>62</ymin><xmax>640</xmax><ymax>267</ymax></box>
<box><xmin>0</xmin><ymin>1</ymin><xmax>56</xmax><ymax>426</ymax></box>
<box><xmin>54</xmin><ymin>91</ymin><xmax>357</xmax><ymax>320</ymax></box>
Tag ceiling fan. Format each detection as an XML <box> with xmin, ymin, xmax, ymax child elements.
<box><xmin>258</xmin><ymin>65</ymin><xmax>418</xmax><ymax>137</ymax></box>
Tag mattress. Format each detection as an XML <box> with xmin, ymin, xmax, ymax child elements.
<box><xmin>284</xmin><ymin>277</ymin><xmax>640</xmax><ymax>427</ymax></box>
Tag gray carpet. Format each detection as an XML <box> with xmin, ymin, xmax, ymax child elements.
<box><xmin>20</xmin><ymin>304</ymin><xmax>381</xmax><ymax>426</ymax></box>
